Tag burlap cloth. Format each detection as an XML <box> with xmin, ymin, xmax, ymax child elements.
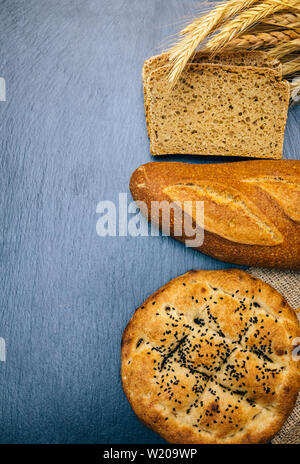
<box><xmin>249</xmin><ymin>268</ymin><xmax>300</xmax><ymax>444</ymax></box>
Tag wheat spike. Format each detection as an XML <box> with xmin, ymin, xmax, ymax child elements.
<box><xmin>290</xmin><ymin>76</ymin><xmax>300</xmax><ymax>90</ymax></box>
<box><xmin>167</xmin><ymin>0</ymin><xmax>259</xmax><ymax>84</ymax></box>
<box><xmin>180</xmin><ymin>0</ymin><xmax>259</xmax><ymax>36</ymax></box>
<box><xmin>282</xmin><ymin>56</ymin><xmax>300</xmax><ymax>75</ymax></box>
<box><xmin>263</xmin><ymin>11</ymin><xmax>300</xmax><ymax>28</ymax></box>
<box><xmin>267</xmin><ymin>37</ymin><xmax>300</xmax><ymax>57</ymax></box>
<box><xmin>206</xmin><ymin>0</ymin><xmax>300</xmax><ymax>53</ymax></box>
<box><xmin>289</xmin><ymin>76</ymin><xmax>300</xmax><ymax>104</ymax></box>
<box><xmin>227</xmin><ymin>29</ymin><xmax>300</xmax><ymax>49</ymax></box>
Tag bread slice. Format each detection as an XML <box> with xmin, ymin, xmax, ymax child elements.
<box><xmin>143</xmin><ymin>51</ymin><xmax>282</xmax><ymax>135</ymax></box>
<box><xmin>147</xmin><ymin>63</ymin><xmax>289</xmax><ymax>158</ymax></box>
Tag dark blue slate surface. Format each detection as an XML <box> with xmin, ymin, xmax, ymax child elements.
<box><xmin>0</xmin><ymin>0</ymin><xmax>298</xmax><ymax>444</ymax></box>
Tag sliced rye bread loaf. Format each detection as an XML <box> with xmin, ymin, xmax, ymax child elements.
<box><xmin>143</xmin><ymin>51</ymin><xmax>282</xmax><ymax>136</ymax></box>
<box><xmin>147</xmin><ymin>63</ymin><xmax>289</xmax><ymax>158</ymax></box>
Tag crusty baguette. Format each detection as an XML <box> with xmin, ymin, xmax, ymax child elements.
<box><xmin>147</xmin><ymin>63</ymin><xmax>289</xmax><ymax>158</ymax></box>
<box><xmin>129</xmin><ymin>160</ymin><xmax>300</xmax><ymax>269</ymax></box>
<box><xmin>143</xmin><ymin>51</ymin><xmax>282</xmax><ymax>136</ymax></box>
<box><xmin>122</xmin><ymin>269</ymin><xmax>300</xmax><ymax>444</ymax></box>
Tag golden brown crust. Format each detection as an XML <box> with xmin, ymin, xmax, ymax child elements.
<box><xmin>121</xmin><ymin>269</ymin><xmax>300</xmax><ymax>444</ymax></box>
<box><xmin>129</xmin><ymin>160</ymin><xmax>300</xmax><ymax>270</ymax></box>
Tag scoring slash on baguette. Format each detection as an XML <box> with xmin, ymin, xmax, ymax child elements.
<box><xmin>129</xmin><ymin>160</ymin><xmax>300</xmax><ymax>269</ymax></box>
<box><xmin>122</xmin><ymin>269</ymin><xmax>300</xmax><ymax>444</ymax></box>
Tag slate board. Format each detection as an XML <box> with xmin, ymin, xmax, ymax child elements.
<box><xmin>0</xmin><ymin>0</ymin><xmax>298</xmax><ymax>444</ymax></box>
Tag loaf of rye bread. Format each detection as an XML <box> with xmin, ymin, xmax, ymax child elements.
<box><xmin>143</xmin><ymin>51</ymin><xmax>282</xmax><ymax>136</ymax></box>
<box><xmin>129</xmin><ymin>160</ymin><xmax>300</xmax><ymax>269</ymax></box>
<box><xmin>146</xmin><ymin>63</ymin><xmax>289</xmax><ymax>158</ymax></box>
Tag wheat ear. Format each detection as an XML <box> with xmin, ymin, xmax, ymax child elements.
<box><xmin>227</xmin><ymin>29</ymin><xmax>300</xmax><ymax>49</ymax></box>
<box><xmin>180</xmin><ymin>0</ymin><xmax>259</xmax><ymax>36</ymax></box>
<box><xmin>282</xmin><ymin>56</ymin><xmax>300</xmax><ymax>76</ymax></box>
<box><xmin>267</xmin><ymin>37</ymin><xmax>300</xmax><ymax>57</ymax></box>
<box><xmin>263</xmin><ymin>11</ymin><xmax>300</xmax><ymax>28</ymax></box>
<box><xmin>167</xmin><ymin>0</ymin><xmax>258</xmax><ymax>85</ymax></box>
<box><xmin>289</xmin><ymin>76</ymin><xmax>300</xmax><ymax>103</ymax></box>
<box><xmin>206</xmin><ymin>0</ymin><xmax>300</xmax><ymax>53</ymax></box>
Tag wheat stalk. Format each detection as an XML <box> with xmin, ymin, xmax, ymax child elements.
<box><xmin>282</xmin><ymin>56</ymin><xmax>300</xmax><ymax>75</ymax></box>
<box><xmin>263</xmin><ymin>11</ymin><xmax>300</xmax><ymax>27</ymax></box>
<box><xmin>206</xmin><ymin>0</ymin><xmax>300</xmax><ymax>53</ymax></box>
<box><xmin>227</xmin><ymin>29</ymin><xmax>300</xmax><ymax>49</ymax></box>
<box><xmin>167</xmin><ymin>0</ymin><xmax>259</xmax><ymax>84</ymax></box>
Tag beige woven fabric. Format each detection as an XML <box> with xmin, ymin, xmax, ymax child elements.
<box><xmin>249</xmin><ymin>268</ymin><xmax>300</xmax><ymax>444</ymax></box>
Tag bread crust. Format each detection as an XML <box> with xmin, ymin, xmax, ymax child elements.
<box><xmin>121</xmin><ymin>269</ymin><xmax>300</xmax><ymax>444</ymax></box>
<box><xmin>129</xmin><ymin>160</ymin><xmax>300</xmax><ymax>269</ymax></box>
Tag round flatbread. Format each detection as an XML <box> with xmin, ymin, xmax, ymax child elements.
<box><xmin>121</xmin><ymin>269</ymin><xmax>300</xmax><ymax>444</ymax></box>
